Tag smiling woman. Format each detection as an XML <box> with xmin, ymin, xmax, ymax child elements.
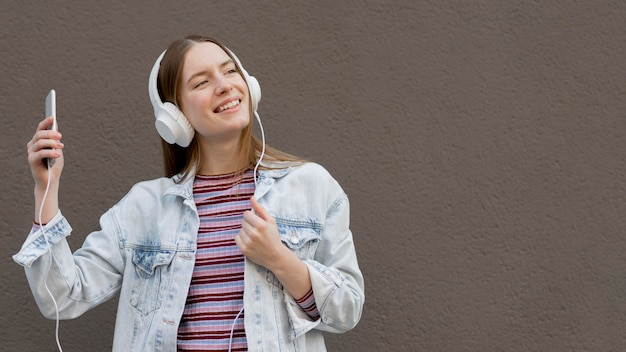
<box><xmin>176</xmin><ymin>42</ymin><xmax>252</xmax><ymax>166</ymax></box>
<box><xmin>14</xmin><ymin>34</ymin><xmax>364</xmax><ymax>352</ymax></box>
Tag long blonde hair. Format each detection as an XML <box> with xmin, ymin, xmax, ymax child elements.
<box><xmin>155</xmin><ymin>35</ymin><xmax>303</xmax><ymax>180</ymax></box>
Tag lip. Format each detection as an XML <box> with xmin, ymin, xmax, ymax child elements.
<box><xmin>214</xmin><ymin>97</ymin><xmax>242</xmax><ymax>113</ymax></box>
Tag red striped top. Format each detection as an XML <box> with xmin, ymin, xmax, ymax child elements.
<box><xmin>177</xmin><ymin>170</ymin><xmax>253</xmax><ymax>351</ymax></box>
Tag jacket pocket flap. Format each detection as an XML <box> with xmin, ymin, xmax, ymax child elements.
<box><xmin>132</xmin><ymin>249</ymin><xmax>175</xmax><ymax>275</ymax></box>
<box><xmin>277</xmin><ymin>223</ymin><xmax>321</xmax><ymax>249</ymax></box>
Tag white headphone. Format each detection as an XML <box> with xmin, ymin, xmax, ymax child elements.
<box><xmin>148</xmin><ymin>45</ymin><xmax>262</xmax><ymax>147</ymax></box>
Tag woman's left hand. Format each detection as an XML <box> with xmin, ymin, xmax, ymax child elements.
<box><xmin>236</xmin><ymin>196</ymin><xmax>313</xmax><ymax>300</ymax></box>
<box><xmin>235</xmin><ymin>196</ymin><xmax>287</xmax><ymax>270</ymax></box>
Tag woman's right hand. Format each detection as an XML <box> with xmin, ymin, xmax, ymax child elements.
<box><xmin>27</xmin><ymin>116</ymin><xmax>64</xmax><ymax>223</ymax></box>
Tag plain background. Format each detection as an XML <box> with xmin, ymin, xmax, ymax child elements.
<box><xmin>2</xmin><ymin>1</ymin><xmax>625</xmax><ymax>351</ymax></box>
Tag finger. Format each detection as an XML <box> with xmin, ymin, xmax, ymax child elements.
<box><xmin>27</xmin><ymin>134</ymin><xmax>64</xmax><ymax>168</ymax></box>
<box><xmin>37</xmin><ymin>116</ymin><xmax>56</xmax><ymax>131</ymax></box>
<box><xmin>35</xmin><ymin>129</ymin><xmax>62</xmax><ymax>141</ymax></box>
<box><xmin>28</xmin><ymin>138</ymin><xmax>64</xmax><ymax>159</ymax></box>
<box><xmin>234</xmin><ymin>233</ymin><xmax>243</xmax><ymax>248</ymax></box>
<box><xmin>240</xmin><ymin>220</ymin><xmax>254</xmax><ymax>237</ymax></box>
<box><xmin>29</xmin><ymin>131</ymin><xmax>63</xmax><ymax>155</ymax></box>
<box><xmin>28</xmin><ymin>149</ymin><xmax>61</xmax><ymax>169</ymax></box>
<box><xmin>242</xmin><ymin>209</ymin><xmax>263</xmax><ymax>229</ymax></box>
<box><xmin>30</xmin><ymin>146</ymin><xmax>62</xmax><ymax>159</ymax></box>
<box><xmin>32</xmin><ymin>117</ymin><xmax>62</xmax><ymax>144</ymax></box>
<box><xmin>250</xmin><ymin>196</ymin><xmax>272</xmax><ymax>221</ymax></box>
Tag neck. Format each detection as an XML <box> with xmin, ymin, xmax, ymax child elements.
<box><xmin>197</xmin><ymin>137</ymin><xmax>247</xmax><ymax>175</ymax></box>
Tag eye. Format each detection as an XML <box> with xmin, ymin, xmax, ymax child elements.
<box><xmin>193</xmin><ymin>80</ymin><xmax>208</xmax><ymax>89</ymax></box>
<box><xmin>225</xmin><ymin>64</ymin><xmax>238</xmax><ymax>75</ymax></box>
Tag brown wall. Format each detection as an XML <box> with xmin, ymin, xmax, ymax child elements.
<box><xmin>2</xmin><ymin>1</ymin><xmax>625</xmax><ymax>351</ymax></box>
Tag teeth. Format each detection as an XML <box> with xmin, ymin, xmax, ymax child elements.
<box><xmin>218</xmin><ymin>100</ymin><xmax>240</xmax><ymax>112</ymax></box>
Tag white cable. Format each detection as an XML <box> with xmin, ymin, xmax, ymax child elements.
<box><xmin>227</xmin><ymin>306</ymin><xmax>245</xmax><ymax>352</ymax></box>
<box><xmin>39</xmin><ymin>157</ymin><xmax>63</xmax><ymax>352</ymax></box>
<box><xmin>252</xmin><ymin>111</ymin><xmax>265</xmax><ymax>187</ymax></box>
<box><xmin>228</xmin><ymin>111</ymin><xmax>262</xmax><ymax>351</ymax></box>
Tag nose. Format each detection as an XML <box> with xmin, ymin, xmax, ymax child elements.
<box><xmin>215</xmin><ymin>75</ymin><xmax>233</xmax><ymax>95</ymax></box>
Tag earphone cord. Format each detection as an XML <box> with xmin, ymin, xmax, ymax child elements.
<box><xmin>39</xmin><ymin>158</ymin><xmax>63</xmax><ymax>352</ymax></box>
<box><xmin>227</xmin><ymin>306</ymin><xmax>245</xmax><ymax>352</ymax></box>
<box><xmin>228</xmin><ymin>111</ymin><xmax>263</xmax><ymax>351</ymax></box>
<box><xmin>253</xmin><ymin>111</ymin><xmax>266</xmax><ymax>187</ymax></box>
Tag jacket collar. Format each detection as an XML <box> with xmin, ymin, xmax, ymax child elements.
<box><xmin>162</xmin><ymin>163</ymin><xmax>293</xmax><ymax>200</ymax></box>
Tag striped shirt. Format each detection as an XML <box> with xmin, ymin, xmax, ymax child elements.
<box><xmin>177</xmin><ymin>169</ymin><xmax>320</xmax><ymax>351</ymax></box>
<box><xmin>177</xmin><ymin>170</ymin><xmax>253</xmax><ymax>351</ymax></box>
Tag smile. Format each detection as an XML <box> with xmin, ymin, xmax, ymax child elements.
<box><xmin>216</xmin><ymin>99</ymin><xmax>241</xmax><ymax>112</ymax></box>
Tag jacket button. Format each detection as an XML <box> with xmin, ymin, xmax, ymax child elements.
<box><xmin>289</xmin><ymin>231</ymin><xmax>299</xmax><ymax>244</ymax></box>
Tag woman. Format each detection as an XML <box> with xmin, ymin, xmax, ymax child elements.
<box><xmin>15</xmin><ymin>35</ymin><xmax>364</xmax><ymax>351</ymax></box>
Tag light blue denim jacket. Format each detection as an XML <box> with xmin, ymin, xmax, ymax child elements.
<box><xmin>13</xmin><ymin>162</ymin><xmax>364</xmax><ymax>351</ymax></box>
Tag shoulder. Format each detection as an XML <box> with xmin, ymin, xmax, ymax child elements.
<box><xmin>289</xmin><ymin>162</ymin><xmax>333</xmax><ymax>179</ymax></box>
<box><xmin>115</xmin><ymin>176</ymin><xmax>180</xmax><ymax>208</ymax></box>
<box><xmin>127</xmin><ymin>177</ymin><xmax>176</xmax><ymax>196</ymax></box>
<box><xmin>265</xmin><ymin>162</ymin><xmax>337</xmax><ymax>185</ymax></box>
<box><xmin>261</xmin><ymin>162</ymin><xmax>349</xmax><ymax>222</ymax></box>
<box><xmin>274</xmin><ymin>162</ymin><xmax>346</xmax><ymax>197</ymax></box>
<box><xmin>107</xmin><ymin>176</ymin><xmax>184</xmax><ymax>225</ymax></box>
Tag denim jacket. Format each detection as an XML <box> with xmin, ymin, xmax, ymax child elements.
<box><xmin>13</xmin><ymin>162</ymin><xmax>364</xmax><ymax>351</ymax></box>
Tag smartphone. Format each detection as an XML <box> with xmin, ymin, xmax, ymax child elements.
<box><xmin>45</xmin><ymin>89</ymin><xmax>57</xmax><ymax>166</ymax></box>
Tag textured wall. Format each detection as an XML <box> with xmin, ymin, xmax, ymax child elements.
<box><xmin>2</xmin><ymin>1</ymin><xmax>625</xmax><ymax>351</ymax></box>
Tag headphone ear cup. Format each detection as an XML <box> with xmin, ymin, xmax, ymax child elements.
<box><xmin>149</xmin><ymin>50</ymin><xmax>194</xmax><ymax>148</ymax></box>
<box><xmin>246</xmin><ymin>74</ymin><xmax>261</xmax><ymax>112</ymax></box>
<box><xmin>154</xmin><ymin>102</ymin><xmax>195</xmax><ymax>147</ymax></box>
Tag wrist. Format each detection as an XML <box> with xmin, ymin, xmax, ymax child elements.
<box><xmin>269</xmin><ymin>247</ymin><xmax>312</xmax><ymax>300</ymax></box>
<box><xmin>268</xmin><ymin>246</ymin><xmax>298</xmax><ymax>274</ymax></box>
<box><xmin>34</xmin><ymin>180</ymin><xmax>60</xmax><ymax>200</ymax></box>
<box><xmin>34</xmin><ymin>188</ymin><xmax>60</xmax><ymax>225</ymax></box>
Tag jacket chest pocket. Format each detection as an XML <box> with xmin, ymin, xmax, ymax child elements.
<box><xmin>130</xmin><ymin>249</ymin><xmax>176</xmax><ymax>315</ymax></box>
<box><xmin>276</xmin><ymin>221</ymin><xmax>322</xmax><ymax>261</ymax></box>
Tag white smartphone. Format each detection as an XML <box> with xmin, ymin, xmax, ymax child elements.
<box><xmin>46</xmin><ymin>89</ymin><xmax>57</xmax><ymax>130</ymax></box>
<box><xmin>45</xmin><ymin>89</ymin><xmax>57</xmax><ymax>166</ymax></box>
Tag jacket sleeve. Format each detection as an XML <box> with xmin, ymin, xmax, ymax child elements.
<box><xmin>13</xmin><ymin>209</ymin><xmax>124</xmax><ymax>320</ymax></box>
<box><xmin>310</xmin><ymin>193</ymin><xmax>364</xmax><ymax>332</ymax></box>
<box><xmin>288</xmin><ymin>192</ymin><xmax>365</xmax><ymax>335</ymax></box>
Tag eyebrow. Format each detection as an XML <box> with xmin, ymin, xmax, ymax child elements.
<box><xmin>185</xmin><ymin>59</ymin><xmax>236</xmax><ymax>85</ymax></box>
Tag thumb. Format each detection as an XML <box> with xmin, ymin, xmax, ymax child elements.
<box><xmin>250</xmin><ymin>196</ymin><xmax>271</xmax><ymax>221</ymax></box>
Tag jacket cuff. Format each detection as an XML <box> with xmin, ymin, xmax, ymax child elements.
<box><xmin>12</xmin><ymin>210</ymin><xmax>72</xmax><ymax>267</ymax></box>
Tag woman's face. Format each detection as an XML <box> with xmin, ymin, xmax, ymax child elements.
<box><xmin>178</xmin><ymin>41</ymin><xmax>251</xmax><ymax>144</ymax></box>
